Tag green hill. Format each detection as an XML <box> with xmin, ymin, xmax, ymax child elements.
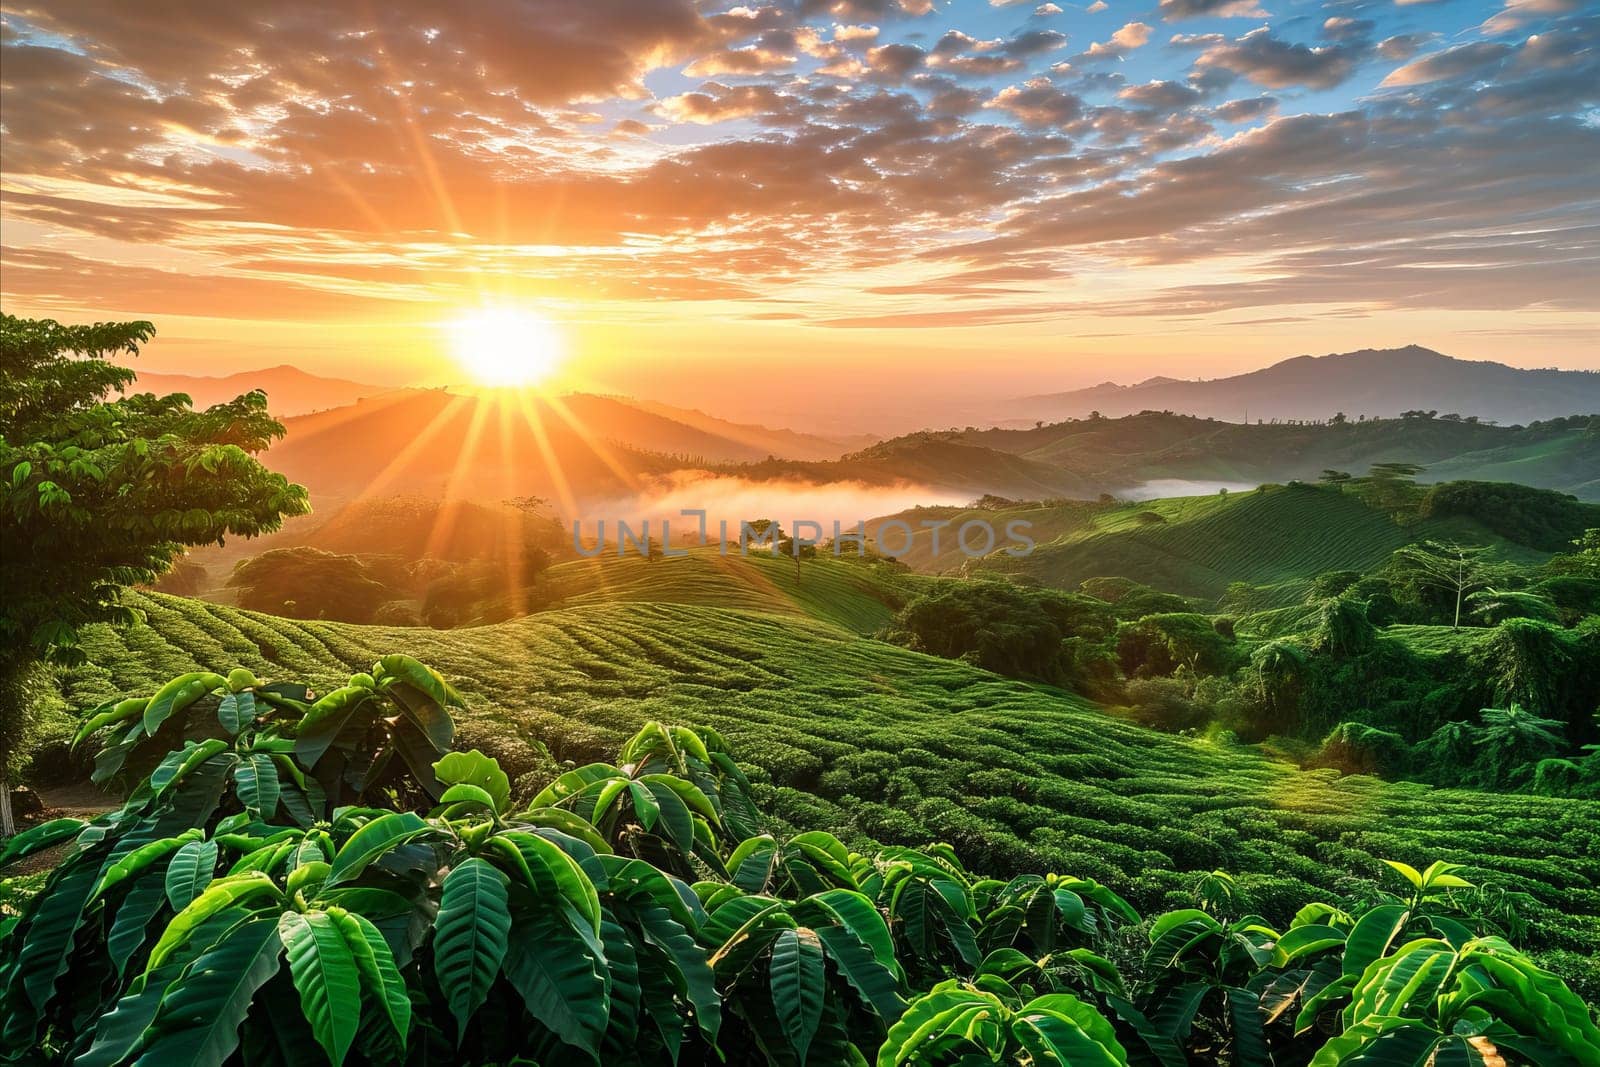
<box><xmin>966</xmin><ymin>483</ymin><xmax>1547</xmax><ymax>605</ymax></box>
<box><xmin>544</xmin><ymin>549</ymin><xmax>918</xmax><ymax>633</ymax></box>
<box><xmin>52</xmin><ymin>592</ymin><xmax>1600</xmax><ymax>957</ymax></box>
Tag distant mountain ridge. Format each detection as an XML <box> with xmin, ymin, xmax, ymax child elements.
<box><xmin>128</xmin><ymin>365</ymin><xmax>386</xmax><ymax>416</ymax></box>
<box><xmin>1019</xmin><ymin>346</ymin><xmax>1600</xmax><ymax>425</ymax></box>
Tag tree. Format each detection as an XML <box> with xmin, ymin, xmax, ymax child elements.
<box><xmin>1389</xmin><ymin>540</ymin><xmax>1502</xmax><ymax>628</ymax></box>
<box><xmin>228</xmin><ymin>546</ymin><xmax>395</xmax><ymax>622</ymax></box>
<box><xmin>0</xmin><ymin>313</ymin><xmax>308</xmax><ymax>834</ymax></box>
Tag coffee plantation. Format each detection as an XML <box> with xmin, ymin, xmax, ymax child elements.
<box><xmin>2</xmin><ymin>658</ymin><xmax>1595</xmax><ymax>1065</ymax></box>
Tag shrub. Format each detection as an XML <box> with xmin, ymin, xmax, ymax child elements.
<box><xmin>229</xmin><ymin>547</ymin><xmax>395</xmax><ymax>623</ymax></box>
<box><xmin>883</xmin><ymin>581</ymin><xmax>1117</xmax><ymax>693</ymax></box>
<box><xmin>1116</xmin><ymin>613</ymin><xmax>1240</xmax><ymax>678</ymax></box>
<box><xmin>1123</xmin><ymin>677</ymin><xmax>1208</xmax><ymax>733</ymax></box>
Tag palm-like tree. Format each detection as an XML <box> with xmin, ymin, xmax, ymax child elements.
<box><xmin>1472</xmin><ymin>703</ymin><xmax>1566</xmax><ymax>784</ymax></box>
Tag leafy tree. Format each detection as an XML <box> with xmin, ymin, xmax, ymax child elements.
<box><xmin>884</xmin><ymin>581</ymin><xmax>1118</xmax><ymax>695</ymax></box>
<box><xmin>1115</xmin><ymin>613</ymin><xmax>1239</xmax><ymax>679</ymax></box>
<box><xmin>228</xmin><ymin>547</ymin><xmax>396</xmax><ymax>622</ymax></box>
<box><xmin>1471</xmin><ymin>703</ymin><xmax>1566</xmax><ymax>786</ymax></box>
<box><xmin>0</xmin><ymin>314</ymin><xmax>308</xmax><ymax>834</ymax></box>
<box><xmin>1387</xmin><ymin>541</ymin><xmax>1504</xmax><ymax>628</ymax></box>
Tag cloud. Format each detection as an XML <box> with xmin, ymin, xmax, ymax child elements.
<box><xmin>985</xmin><ymin>79</ymin><xmax>1084</xmax><ymax>126</ymax></box>
<box><xmin>1190</xmin><ymin>28</ymin><xmax>1365</xmax><ymax>90</ymax></box>
<box><xmin>684</xmin><ymin>44</ymin><xmax>797</xmax><ymax>77</ymax></box>
<box><xmin>1480</xmin><ymin>0</ymin><xmax>1581</xmax><ymax>36</ymax></box>
<box><xmin>1</xmin><ymin>0</ymin><xmax>1594</xmax><ymax>339</ymax></box>
<box><xmin>1118</xmin><ymin>80</ymin><xmax>1203</xmax><ymax>109</ymax></box>
<box><xmin>1380</xmin><ymin>42</ymin><xmax>1512</xmax><ymax>86</ymax></box>
<box><xmin>1158</xmin><ymin>0</ymin><xmax>1269</xmax><ymax>22</ymax></box>
<box><xmin>1075</xmin><ymin>21</ymin><xmax>1153</xmax><ymax>63</ymax></box>
<box><xmin>1086</xmin><ymin>0</ymin><xmax>1108</xmax><ymax>11</ymax></box>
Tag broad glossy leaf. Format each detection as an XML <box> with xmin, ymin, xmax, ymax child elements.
<box><xmin>0</xmin><ymin>817</ymin><xmax>83</xmax><ymax>871</ymax></box>
<box><xmin>503</xmin><ymin>911</ymin><xmax>610</xmax><ymax>1057</ymax></box>
<box><xmin>279</xmin><ymin>910</ymin><xmax>362</xmax><ymax>1067</ymax></box>
<box><xmin>771</xmin><ymin>927</ymin><xmax>826</xmax><ymax>1063</ymax></box>
<box><xmin>217</xmin><ymin>691</ymin><xmax>257</xmax><ymax>735</ymax></box>
<box><xmin>234</xmin><ymin>752</ymin><xmax>280</xmax><ymax>818</ymax></box>
<box><xmin>433</xmin><ymin>749</ymin><xmax>511</xmax><ymax>814</ymax></box>
<box><xmin>1342</xmin><ymin>905</ymin><xmax>1411</xmax><ymax>980</ymax></box>
<box><xmin>132</xmin><ymin>916</ymin><xmax>283</xmax><ymax>1067</ymax></box>
<box><xmin>146</xmin><ymin>873</ymin><xmax>281</xmax><ymax>973</ymax></box>
<box><xmin>330</xmin><ymin>907</ymin><xmax>412</xmax><ymax>1051</ymax></box>
<box><xmin>488</xmin><ymin>830</ymin><xmax>602</xmax><ymax>934</ymax></box>
<box><xmin>165</xmin><ymin>839</ymin><xmax>220</xmax><ymax>910</ymax></box>
<box><xmin>326</xmin><ymin>811</ymin><xmax>430</xmax><ymax>887</ymax></box>
<box><xmin>434</xmin><ymin>857</ymin><xmax>512</xmax><ymax>1037</ymax></box>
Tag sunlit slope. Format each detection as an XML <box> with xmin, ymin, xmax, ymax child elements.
<box><xmin>976</xmin><ymin>483</ymin><xmax>1534</xmax><ymax>603</ymax></box>
<box><xmin>1423</xmin><ymin>428</ymin><xmax>1600</xmax><ymax>499</ymax></box>
<box><xmin>61</xmin><ymin>593</ymin><xmax>1599</xmax><ymax>954</ymax></box>
<box><xmin>545</xmin><ymin>549</ymin><xmax>919</xmax><ymax>633</ymax></box>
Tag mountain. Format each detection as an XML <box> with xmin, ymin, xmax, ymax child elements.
<box><xmin>625</xmin><ymin>398</ymin><xmax>873</xmax><ymax>460</ymax></box>
<box><xmin>1018</xmin><ymin>346</ymin><xmax>1600</xmax><ymax>425</ymax></box>
<box><xmin>127</xmin><ymin>365</ymin><xmax>386</xmax><ymax>416</ymax></box>
<box><xmin>264</xmin><ymin>389</ymin><xmax>892</xmax><ymax>507</ymax></box>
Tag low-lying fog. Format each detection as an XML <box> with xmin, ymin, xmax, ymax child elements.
<box><xmin>584</xmin><ymin>472</ymin><xmax>968</xmax><ymax>536</ymax></box>
<box><xmin>1118</xmin><ymin>479</ymin><xmax>1260</xmax><ymax>500</ymax></box>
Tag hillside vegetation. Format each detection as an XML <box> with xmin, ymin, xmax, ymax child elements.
<box><xmin>888</xmin><ymin>482</ymin><xmax>1542</xmax><ymax>601</ymax></box>
<box><xmin>47</xmin><ymin>593</ymin><xmax>1600</xmax><ymax>966</ymax></box>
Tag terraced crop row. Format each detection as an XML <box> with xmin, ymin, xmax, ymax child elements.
<box><xmin>56</xmin><ymin>592</ymin><xmax>1600</xmax><ymax>966</ymax></box>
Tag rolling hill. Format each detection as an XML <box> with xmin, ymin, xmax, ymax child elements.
<box><xmin>49</xmin><ymin>591</ymin><xmax>1600</xmax><ymax>959</ymax></box>
<box><xmin>1018</xmin><ymin>345</ymin><xmax>1600</xmax><ymax>425</ymax></box>
<box><xmin>857</xmin><ymin>411</ymin><xmax>1600</xmax><ymax>501</ymax></box>
<box><xmin>265</xmin><ymin>389</ymin><xmax>880</xmax><ymax>505</ymax></box>
<box><xmin>882</xmin><ymin>482</ymin><xmax>1556</xmax><ymax>606</ymax></box>
<box><xmin>127</xmin><ymin>364</ymin><xmax>386</xmax><ymax>416</ymax></box>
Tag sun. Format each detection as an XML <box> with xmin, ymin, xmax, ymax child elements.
<box><xmin>446</xmin><ymin>307</ymin><xmax>565</xmax><ymax>387</ymax></box>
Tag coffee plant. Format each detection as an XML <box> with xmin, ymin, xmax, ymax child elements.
<box><xmin>1</xmin><ymin>657</ymin><xmax>1595</xmax><ymax>1065</ymax></box>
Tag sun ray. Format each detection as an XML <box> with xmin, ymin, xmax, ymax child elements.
<box><xmin>423</xmin><ymin>396</ymin><xmax>496</xmax><ymax>560</ymax></box>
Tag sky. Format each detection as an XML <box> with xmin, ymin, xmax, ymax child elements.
<box><xmin>1</xmin><ymin>0</ymin><xmax>1597</xmax><ymax>427</ymax></box>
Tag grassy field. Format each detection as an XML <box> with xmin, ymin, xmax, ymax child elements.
<box><xmin>948</xmin><ymin>483</ymin><xmax>1546</xmax><ymax>604</ymax></box>
<box><xmin>543</xmin><ymin>549</ymin><xmax>920</xmax><ymax>634</ymax></box>
<box><xmin>52</xmin><ymin>591</ymin><xmax>1600</xmax><ymax>968</ymax></box>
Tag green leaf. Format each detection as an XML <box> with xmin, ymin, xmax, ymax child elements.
<box><xmin>326</xmin><ymin>812</ymin><xmax>430</xmax><ymax>887</ymax></box>
<box><xmin>488</xmin><ymin>830</ymin><xmax>602</xmax><ymax>935</ymax></box>
<box><xmin>438</xmin><ymin>782</ymin><xmax>500</xmax><ymax>813</ymax></box>
<box><xmin>150</xmin><ymin>740</ymin><xmax>232</xmax><ymax>797</ymax></box>
<box><xmin>771</xmin><ymin>926</ymin><xmax>826</xmax><ymax>1063</ymax></box>
<box><xmin>146</xmin><ymin>873</ymin><xmax>281</xmax><ymax>973</ymax></box>
<box><xmin>92</xmin><ymin>828</ymin><xmax>204</xmax><ymax>902</ymax></box>
<box><xmin>503</xmin><ymin>911</ymin><xmax>610</xmax><ymax>1058</ymax></box>
<box><xmin>77</xmin><ymin>967</ymin><xmax>181</xmax><ymax>1067</ymax></box>
<box><xmin>1014</xmin><ymin>994</ymin><xmax>1129</xmax><ymax>1066</ymax></box>
<box><xmin>132</xmin><ymin>916</ymin><xmax>283</xmax><ymax>1067</ymax></box>
<box><xmin>634</xmin><ymin>902</ymin><xmax>722</xmax><ymax>1047</ymax></box>
<box><xmin>329</xmin><ymin>907</ymin><xmax>412</xmax><ymax>1052</ymax></box>
<box><xmin>143</xmin><ymin>672</ymin><xmax>227</xmax><ymax>735</ymax></box>
<box><xmin>434</xmin><ymin>857</ymin><xmax>513</xmax><ymax>1038</ymax></box>
<box><xmin>234</xmin><ymin>753</ymin><xmax>281</xmax><ymax>818</ymax></box>
<box><xmin>217</xmin><ymin>691</ymin><xmax>257</xmax><ymax>735</ymax></box>
<box><xmin>1342</xmin><ymin>904</ymin><xmax>1412</xmax><ymax>979</ymax></box>
<box><xmin>165</xmin><ymin>839</ymin><xmax>220</xmax><ymax>911</ymax></box>
<box><xmin>0</xmin><ymin>817</ymin><xmax>83</xmax><ymax>871</ymax></box>
<box><xmin>433</xmin><ymin>749</ymin><xmax>511</xmax><ymax>814</ymax></box>
<box><xmin>1381</xmin><ymin>860</ymin><xmax>1425</xmax><ymax>891</ymax></box>
<box><xmin>279</xmin><ymin>910</ymin><xmax>363</xmax><ymax>1067</ymax></box>
<box><xmin>293</xmin><ymin>686</ymin><xmax>372</xmax><ymax>768</ymax></box>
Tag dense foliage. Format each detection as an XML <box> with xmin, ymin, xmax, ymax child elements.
<box><xmin>4</xmin><ymin>660</ymin><xmax>1596</xmax><ymax>1065</ymax></box>
<box><xmin>43</xmin><ymin>591</ymin><xmax>1600</xmax><ymax>979</ymax></box>
<box><xmin>0</xmin><ymin>313</ymin><xmax>308</xmax><ymax>832</ymax></box>
<box><xmin>882</xmin><ymin>581</ymin><xmax>1117</xmax><ymax>695</ymax></box>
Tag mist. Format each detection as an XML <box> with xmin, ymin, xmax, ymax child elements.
<box><xmin>1118</xmin><ymin>479</ymin><xmax>1260</xmax><ymax>500</ymax></box>
<box><xmin>582</xmin><ymin>471</ymin><xmax>966</xmax><ymax>538</ymax></box>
